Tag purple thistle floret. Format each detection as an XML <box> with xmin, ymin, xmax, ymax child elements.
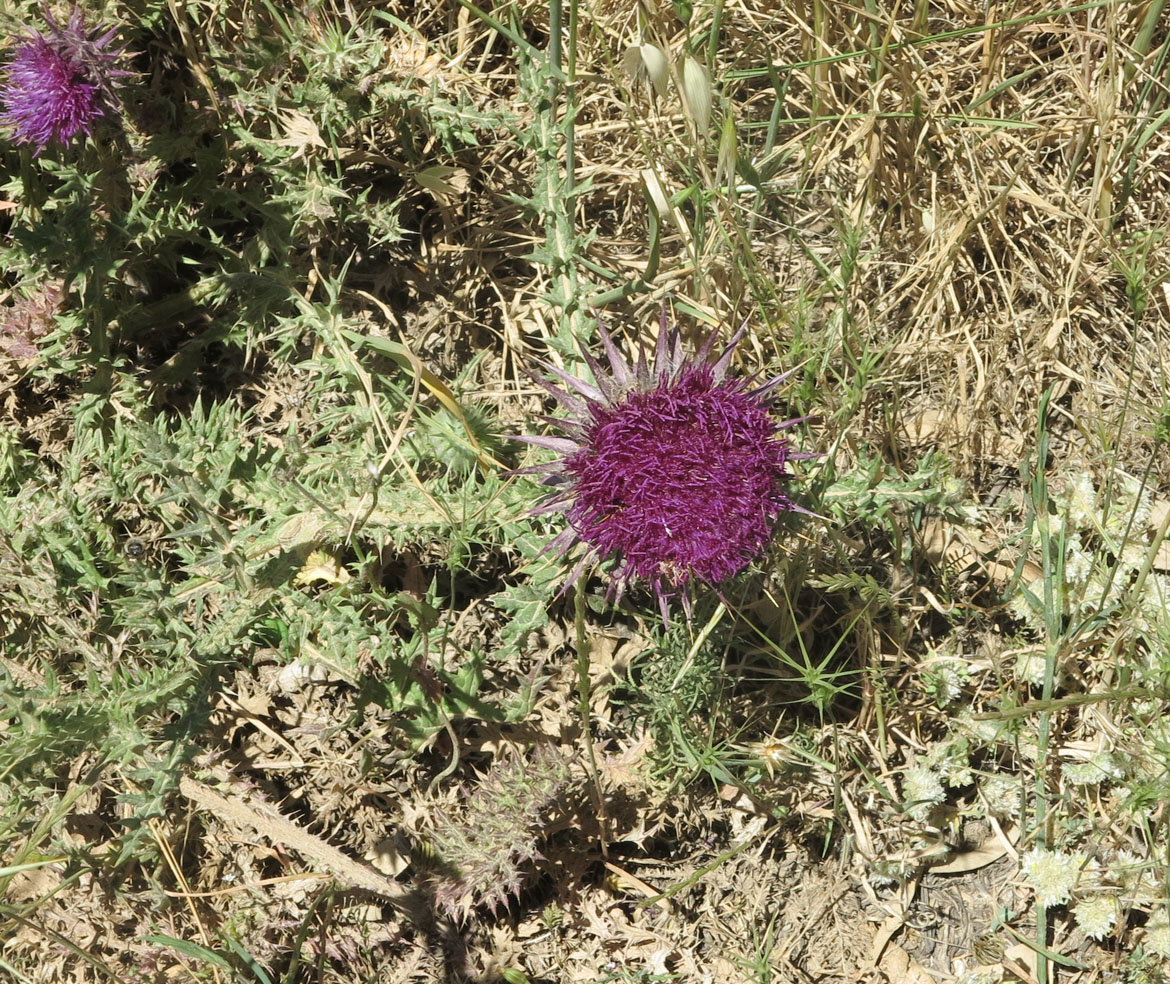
<box><xmin>1</xmin><ymin>7</ymin><xmax>129</xmax><ymax>154</ymax></box>
<box><xmin>518</xmin><ymin>316</ymin><xmax>813</xmax><ymax>618</ymax></box>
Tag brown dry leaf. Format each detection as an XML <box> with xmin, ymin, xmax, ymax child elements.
<box><xmin>902</xmin><ymin>408</ymin><xmax>944</xmax><ymax>444</ymax></box>
<box><xmin>603</xmin><ymin>861</ymin><xmax>674</xmax><ymax>913</ymax></box>
<box><xmin>878</xmin><ymin>941</ymin><xmax>934</xmax><ymax>984</ymax></box>
<box><xmin>273</xmin><ymin>110</ymin><xmax>326</xmax><ymax>157</ymax></box>
<box><xmin>1004</xmin><ymin>942</ymin><xmax>1040</xmax><ymax>984</ymax></box>
<box><xmin>931</xmin><ymin>839</ymin><xmax>1008</xmax><ymax>874</ymax></box>
<box><xmin>588</xmin><ymin>630</ymin><xmax>634</xmax><ymax>695</ymax></box>
<box><xmin>919</xmin><ymin>515</ymin><xmax>954</xmax><ymax>567</ymax></box>
<box><xmin>866</xmin><ymin>911</ymin><xmax>904</xmax><ymax>970</ymax></box>
<box><xmin>384</xmin><ymin>34</ymin><xmax>442</xmax><ymax>78</ymax></box>
<box><xmin>601</xmin><ymin>731</ymin><xmax>654</xmax><ymax>788</ymax></box>
<box><xmin>179</xmin><ymin>775</ymin><xmax>424</xmax><ymax>918</ymax></box>
<box><xmin>6</xmin><ymin>864</ymin><xmax>63</xmax><ymax>903</ymax></box>
<box><xmin>900</xmin><ymin>408</ymin><xmax>974</xmax><ymax>446</ymax></box>
<box><xmin>920</xmin><ymin>516</ymin><xmax>1041</xmax><ymax>588</ymax></box>
<box><xmin>234</xmin><ymin>687</ymin><xmax>273</xmax><ymax>720</ymax></box>
<box><xmin>646</xmin><ymin>947</ymin><xmax>672</xmax><ymax>975</ymax></box>
<box><xmin>368</xmin><ymin>835</ymin><xmax>411</xmax><ymax>877</ymax></box>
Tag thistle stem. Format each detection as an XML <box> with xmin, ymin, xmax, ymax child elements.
<box><xmin>574</xmin><ymin>583</ymin><xmax>608</xmax><ymax>854</ymax></box>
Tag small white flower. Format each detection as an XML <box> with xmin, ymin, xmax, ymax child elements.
<box><xmin>1118</xmin><ymin>541</ymin><xmax>1147</xmax><ymax>577</ymax></box>
<box><xmin>1090</xmin><ymin>751</ymin><xmax>1125</xmax><ymax>779</ymax></box>
<box><xmin>1062</xmin><ymin>539</ymin><xmax>1091</xmax><ymax>586</ymax></box>
<box><xmin>923</xmin><ymin>736</ymin><xmax>973</xmax><ymax>787</ymax></box>
<box><xmin>979</xmin><ymin>773</ymin><xmax>1021</xmax><ymax>818</ymax></box>
<box><xmin>1073</xmin><ymin>576</ymin><xmax>1107</xmax><ymax>615</ymax></box>
<box><xmin>1144</xmin><ymin>910</ymin><xmax>1170</xmax><ymax>958</ymax></box>
<box><xmin>1104</xmin><ymin>474</ymin><xmax>1152</xmax><ymax>535</ymax></box>
<box><xmin>1124</xmin><ymin>475</ymin><xmax>1153</xmax><ymax>527</ymax></box>
<box><xmin>1063</xmin><ymin>752</ymin><xmax>1124</xmax><ymax>786</ymax></box>
<box><xmin>1021</xmin><ymin>849</ymin><xmax>1083</xmax><ymax>907</ymax></box>
<box><xmin>924</xmin><ymin>656</ymin><xmax>968</xmax><ymax>706</ymax></box>
<box><xmin>1008</xmin><ymin>591</ymin><xmax>1044</xmax><ymax>631</ymax></box>
<box><xmin>1062</xmin><ymin>762</ymin><xmax>1102</xmax><ymax>785</ymax></box>
<box><xmin>1072</xmin><ymin>895</ymin><xmax>1118</xmax><ymax>940</ymax></box>
<box><xmin>1108</xmin><ymin>852</ymin><xmax>1155</xmax><ymax>898</ymax></box>
<box><xmin>903</xmin><ymin>767</ymin><xmax>945</xmax><ymax>821</ymax></box>
<box><xmin>1138</xmin><ymin>575</ymin><xmax>1169</xmax><ymax>631</ymax></box>
<box><xmin>943</xmin><ymin>762</ymin><xmax>974</xmax><ymax>787</ymax></box>
<box><xmin>1065</xmin><ymin>472</ymin><xmax>1097</xmax><ymax>528</ymax></box>
<box><xmin>1015</xmin><ymin>650</ymin><xmax>1047</xmax><ymax>686</ymax></box>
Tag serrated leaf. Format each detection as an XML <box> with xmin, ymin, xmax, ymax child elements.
<box><xmin>490</xmin><ymin>581</ymin><xmax>552</xmax><ymax>651</ymax></box>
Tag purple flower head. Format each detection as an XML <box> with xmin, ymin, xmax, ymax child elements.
<box><xmin>1</xmin><ymin>7</ymin><xmax>129</xmax><ymax>154</ymax></box>
<box><xmin>517</xmin><ymin>316</ymin><xmax>813</xmax><ymax>618</ymax></box>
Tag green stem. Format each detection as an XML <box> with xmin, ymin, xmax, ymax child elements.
<box><xmin>574</xmin><ymin>584</ymin><xmax>607</xmax><ymax>852</ymax></box>
<box><xmin>537</xmin><ymin>0</ymin><xmax>583</xmax><ymax>346</ymax></box>
<box><xmin>1031</xmin><ymin>385</ymin><xmax>1059</xmax><ymax>984</ymax></box>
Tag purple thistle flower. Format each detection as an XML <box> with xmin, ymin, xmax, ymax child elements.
<box><xmin>1</xmin><ymin>8</ymin><xmax>129</xmax><ymax>154</ymax></box>
<box><xmin>517</xmin><ymin>316</ymin><xmax>813</xmax><ymax>618</ymax></box>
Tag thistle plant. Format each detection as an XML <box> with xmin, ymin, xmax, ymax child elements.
<box><xmin>517</xmin><ymin>317</ymin><xmax>811</xmax><ymax>618</ymax></box>
<box><xmin>1</xmin><ymin>279</ymin><xmax>62</xmax><ymax>358</ymax></box>
<box><xmin>1</xmin><ymin>7</ymin><xmax>129</xmax><ymax>154</ymax></box>
<box><xmin>428</xmin><ymin>747</ymin><xmax>572</xmax><ymax>918</ymax></box>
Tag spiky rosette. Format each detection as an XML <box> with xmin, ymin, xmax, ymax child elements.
<box><xmin>517</xmin><ymin>318</ymin><xmax>812</xmax><ymax>617</ymax></box>
<box><xmin>429</xmin><ymin>747</ymin><xmax>570</xmax><ymax>919</ymax></box>
<box><xmin>1</xmin><ymin>7</ymin><xmax>130</xmax><ymax>154</ymax></box>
